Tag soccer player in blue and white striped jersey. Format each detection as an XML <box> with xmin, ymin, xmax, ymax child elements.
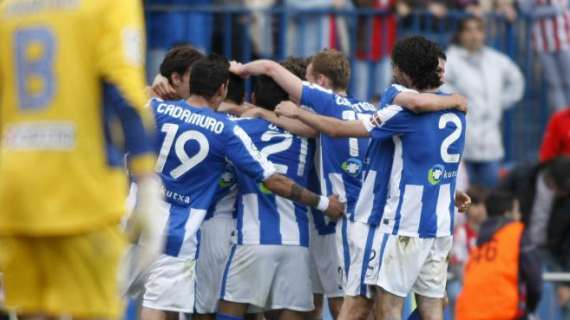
<box><xmin>272</xmin><ymin>36</ymin><xmax>471</xmax><ymax>320</ymax></box>
<box><xmin>217</xmin><ymin>61</ymin><xmax>341</xmax><ymax>320</ymax></box>
<box><xmin>142</xmin><ymin>54</ymin><xmax>344</xmax><ymax>320</ymax></box>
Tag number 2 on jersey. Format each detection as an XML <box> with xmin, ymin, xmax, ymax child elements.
<box><xmin>439</xmin><ymin>113</ymin><xmax>463</xmax><ymax>163</ymax></box>
<box><xmin>155</xmin><ymin>123</ymin><xmax>210</xmax><ymax>179</ymax></box>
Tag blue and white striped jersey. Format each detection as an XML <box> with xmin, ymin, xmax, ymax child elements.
<box><xmin>233</xmin><ymin>118</ymin><xmax>314</xmax><ymax>247</ymax></box>
<box><xmin>204</xmin><ymin>163</ymin><xmax>238</xmax><ymax>220</ymax></box>
<box><xmin>150</xmin><ymin>99</ymin><xmax>275</xmax><ymax>257</ymax></box>
<box><xmin>308</xmin><ymin>162</ymin><xmax>336</xmax><ymax>235</ymax></box>
<box><xmin>360</xmin><ymin>102</ymin><xmax>466</xmax><ymax>238</ymax></box>
<box><xmin>300</xmin><ymin>82</ymin><xmax>376</xmax><ymax>221</ymax></box>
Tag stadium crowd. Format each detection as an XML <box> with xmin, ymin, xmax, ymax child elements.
<box><xmin>1</xmin><ymin>1</ymin><xmax>570</xmax><ymax>320</ymax></box>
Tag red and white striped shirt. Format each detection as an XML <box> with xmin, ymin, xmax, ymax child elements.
<box><xmin>531</xmin><ymin>0</ymin><xmax>570</xmax><ymax>52</ymax></box>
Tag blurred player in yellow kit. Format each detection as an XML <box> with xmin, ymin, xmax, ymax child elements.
<box><xmin>0</xmin><ymin>0</ymin><xmax>163</xmax><ymax>319</ymax></box>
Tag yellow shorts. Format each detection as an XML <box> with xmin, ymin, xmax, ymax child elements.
<box><xmin>0</xmin><ymin>226</ymin><xmax>126</xmax><ymax>318</ymax></box>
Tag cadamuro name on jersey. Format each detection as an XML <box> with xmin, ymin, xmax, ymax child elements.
<box><xmin>156</xmin><ymin>102</ymin><xmax>225</xmax><ymax>134</ymax></box>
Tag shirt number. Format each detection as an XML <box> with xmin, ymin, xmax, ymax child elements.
<box><xmin>439</xmin><ymin>113</ymin><xmax>463</xmax><ymax>164</ymax></box>
<box><xmin>155</xmin><ymin>123</ymin><xmax>210</xmax><ymax>179</ymax></box>
<box><xmin>15</xmin><ymin>27</ymin><xmax>56</xmax><ymax>110</ymax></box>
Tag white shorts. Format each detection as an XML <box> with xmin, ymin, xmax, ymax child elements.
<box><xmin>143</xmin><ymin>254</ymin><xmax>197</xmax><ymax>313</ymax></box>
<box><xmin>220</xmin><ymin>244</ymin><xmax>314</xmax><ymax>312</ymax></box>
<box><xmin>365</xmin><ymin>234</ymin><xmax>452</xmax><ymax>298</ymax></box>
<box><xmin>309</xmin><ymin>231</ymin><xmax>344</xmax><ymax>298</ymax></box>
<box><xmin>195</xmin><ymin>216</ymin><xmax>235</xmax><ymax>314</ymax></box>
<box><xmin>337</xmin><ymin>218</ymin><xmax>380</xmax><ymax>299</ymax></box>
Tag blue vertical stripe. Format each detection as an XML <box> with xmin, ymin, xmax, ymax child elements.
<box><xmin>295</xmin><ymin>203</ymin><xmax>310</xmax><ymax>247</ymax></box>
<box><xmin>220</xmin><ymin>245</ymin><xmax>237</xmax><ymax>299</ymax></box>
<box><xmin>419</xmin><ymin>186</ymin><xmax>438</xmax><ymax>238</ymax></box>
<box><xmin>341</xmin><ymin>217</ymin><xmax>350</xmax><ymax>278</ymax></box>
<box><xmin>259</xmin><ymin>195</ymin><xmax>282</xmax><ymax>245</ymax></box>
<box><xmin>164</xmin><ymin>205</ymin><xmax>191</xmax><ymax>257</ymax></box>
<box><xmin>377</xmin><ymin>233</ymin><xmax>390</xmax><ymax>274</ymax></box>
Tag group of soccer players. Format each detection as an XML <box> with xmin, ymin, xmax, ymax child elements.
<box><xmin>0</xmin><ymin>1</ymin><xmax>470</xmax><ymax>320</ymax></box>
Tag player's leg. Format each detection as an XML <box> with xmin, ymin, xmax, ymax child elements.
<box><xmin>415</xmin><ymin>296</ymin><xmax>444</xmax><ymax>320</ymax></box>
<box><xmin>328</xmin><ymin>297</ymin><xmax>344</xmax><ymax>319</ymax></box>
<box><xmin>410</xmin><ymin>237</ymin><xmax>453</xmax><ymax>320</ymax></box>
<box><xmin>141</xmin><ymin>308</ymin><xmax>179</xmax><ymax>320</ymax></box>
<box><xmin>310</xmin><ymin>294</ymin><xmax>324</xmax><ymax>320</ymax></box>
<box><xmin>278</xmin><ymin>310</ymin><xmax>306</xmax><ymax>320</ymax></box>
<box><xmin>374</xmin><ymin>287</ymin><xmax>405</xmax><ymax>320</ymax></box>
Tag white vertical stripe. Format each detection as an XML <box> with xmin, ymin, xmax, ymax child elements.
<box><xmin>180</xmin><ymin>208</ymin><xmax>207</xmax><ymax>257</ymax></box>
<box><xmin>318</xmin><ymin>139</ymin><xmax>328</xmax><ymax>195</ymax></box>
<box><xmin>380</xmin><ymin>136</ymin><xmax>404</xmax><ymax>234</ymax></box>
<box><xmin>276</xmin><ymin>197</ymin><xmax>300</xmax><ymax>245</ymax></box>
<box><xmin>353</xmin><ymin>170</ymin><xmax>377</xmax><ymax>222</ymax></box>
<box><xmin>242</xmin><ymin>194</ymin><xmax>260</xmax><ymax>244</ymax></box>
<box><xmin>213</xmin><ymin>187</ymin><xmax>238</xmax><ymax>217</ymax></box>
<box><xmin>436</xmin><ymin>184</ymin><xmax>452</xmax><ymax>237</ymax></box>
<box><xmin>297</xmin><ymin>137</ymin><xmax>308</xmax><ymax>177</ymax></box>
<box><xmin>398</xmin><ymin>185</ymin><xmax>424</xmax><ymax>236</ymax></box>
<box><xmin>328</xmin><ymin>173</ymin><xmax>348</xmax><ymax>204</ymax></box>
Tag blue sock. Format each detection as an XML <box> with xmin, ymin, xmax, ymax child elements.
<box><xmin>407</xmin><ymin>309</ymin><xmax>421</xmax><ymax>320</ymax></box>
<box><xmin>216</xmin><ymin>313</ymin><xmax>244</xmax><ymax>320</ymax></box>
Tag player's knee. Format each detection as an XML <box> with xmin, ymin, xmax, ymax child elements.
<box><xmin>328</xmin><ymin>297</ymin><xmax>344</xmax><ymax>319</ymax></box>
<box><xmin>339</xmin><ymin>297</ymin><xmax>371</xmax><ymax>320</ymax></box>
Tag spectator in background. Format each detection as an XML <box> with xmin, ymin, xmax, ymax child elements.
<box><xmin>519</xmin><ymin>0</ymin><xmax>570</xmax><ymax>112</ymax></box>
<box><xmin>540</xmin><ymin>108</ymin><xmax>570</xmax><ymax>162</ymax></box>
<box><xmin>284</xmin><ymin>0</ymin><xmax>350</xmax><ymax>57</ymax></box>
<box><xmin>455</xmin><ymin>190</ymin><xmax>542</xmax><ymax>320</ymax></box>
<box><xmin>458</xmin><ymin>0</ymin><xmax>518</xmax><ymax>22</ymax></box>
<box><xmin>501</xmin><ymin>157</ymin><xmax>570</xmax><ymax>318</ymax></box>
<box><xmin>352</xmin><ymin>0</ymin><xmax>397</xmax><ymax>100</ymax></box>
<box><xmin>444</xmin><ymin>15</ymin><xmax>524</xmax><ymax>187</ymax></box>
<box><xmin>447</xmin><ymin>187</ymin><xmax>489</xmax><ymax>315</ymax></box>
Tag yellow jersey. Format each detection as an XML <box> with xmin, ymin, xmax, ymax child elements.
<box><xmin>0</xmin><ymin>0</ymin><xmax>155</xmax><ymax>236</ymax></box>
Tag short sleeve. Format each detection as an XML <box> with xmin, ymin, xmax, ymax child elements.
<box><xmin>223</xmin><ymin>123</ymin><xmax>276</xmax><ymax>182</ymax></box>
<box><xmin>300</xmin><ymin>82</ymin><xmax>337</xmax><ymax>116</ymax></box>
<box><xmin>362</xmin><ymin>105</ymin><xmax>415</xmax><ymax>140</ymax></box>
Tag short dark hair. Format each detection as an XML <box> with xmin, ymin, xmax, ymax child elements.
<box><xmin>253</xmin><ymin>57</ymin><xmax>307</xmax><ymax>111</ymax></box>
<box><xmin>189</xmin><ymin>54</ymin><xmax>230</xmax><ymax>99</ymax></box>
<box><xmin>159</xmin><ymin>45</ymin><xmax>204</xmax><ymax>84</ymax></box>
<box><xmin>392</xmin><ymin>36</ymin><xmax>442</xmax><ymax>91</ymax></box>
<box><xmin>544</xmin><ymin>156</ymin><xmax>570</xmax><ymax>192</ymax></box>
<box><xmin>226</xmin><ymin>73</ymin><xmax>245</xmax><ymax>105</ymax></box>
<box><xmin>485</xmin><ymin>190</ymin><xmax>516</xmax><ymax>218</ymax></box>
<box><xmin>310</xmin><ymin>49</ymin><xmax>350</xmax><ymax>91</ymax></box>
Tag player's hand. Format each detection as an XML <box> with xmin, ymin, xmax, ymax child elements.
<box><xmin>455</xmin><ymin>191</ymin><xmax>471</xmax><ymax>213</ymax></box>
<box><xmin>451</xmin><ymin>94</ymin><xmax>468</xmax><ymax>113</ymax></box>
<box><xmin>229</xmin><ymin>61</ymin><xmax>247</xmax><ymax>77</ymax></box>
<box><xmin>152</xmin><ymin>74</ymin><xmax>179</xmax><ymax>100</ymax></box>
<box><xmin>275</xmin><ymin>101</ymin><xmax>300</xmax><ymax>118</ymax></box>
<box><xmin>125</xmin><ymin>175</ymin><xmax>165</xmax><ymax>272</ymax></box>
<box><xmin>324</xmin><ymin>195</ymin><xmax>345</xmax><ymax>221</ymax></box>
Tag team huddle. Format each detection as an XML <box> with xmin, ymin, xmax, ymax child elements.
<box><xmin>133</xmin><ymin>36</ymin><xmax>470</xmax><ymax>320</ymax></box>
<box><xmin>0</xmin><ymin>1</ymin><xmax>470</xmax><ymax>320</ymax></box>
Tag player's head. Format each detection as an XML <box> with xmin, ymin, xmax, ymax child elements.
<box><xmin>252</xmin><ymin>57</ymin><xmax>307</xmax><ymax>111</ymax></box>
<box><xmin>485</xmin><ymin>190</ymin><xmax>520</xmax><ymax>221</ymax></box>
<box><xmin>453</xmin><ymin>15</ymin><xmax>486</xmax><ymax>52</ymax></box>
<box><xmin>159</xmin><ymin>45</ymin><xmax>204</xmax><ymax>99</ymax></box>
<box><xmin>226</xmin><ymin>73</ymin><xmax>245</xmax><ymax>105</ymax></box>
<box><xmin>466</xmin><ymin>186</ymin><xmax>488</xmax><ymax>225</ymax></box>
<box><xmin>437</xmin><ymin>48</ymin><xmax>447</xmax><ymax>84</ymax></box>
<box><xmin>544</xmin><ymin>156</ymin><xmax>570</xmax><ymax>197</ymax></box>
<box><xmin>391</xmin><ymin>36</ymin><xmax>441</xmax><ymax>91</ymax></box>
<box><xmin>189</xmin><ymin>54</ymin><xmax>230</xmax><ymax>109</ymax></box>
<box><xmin>306</xmin><ymin>48</ymin><xmax>350</xmax><ymax>92</ymax></box>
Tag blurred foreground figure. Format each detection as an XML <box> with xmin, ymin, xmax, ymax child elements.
<box><xmin>456</xmin><ymin>191</ymin><xmax>543</xmax><ymax>320</ymax></box>
<box><xmin>0</xmin><ymin>0</ymin><xmax>163</xmax><ymax>319</ymax></box>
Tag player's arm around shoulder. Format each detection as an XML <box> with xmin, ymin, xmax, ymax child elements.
<box><xmin>389</xmin><ymin>84</ymin><xmax>468</xmax><ymax>113</ymax></box>
<box><xmin>275</xmin><ymin>101</ymin><xmax>369</xmax><ymax>138</ymax></box>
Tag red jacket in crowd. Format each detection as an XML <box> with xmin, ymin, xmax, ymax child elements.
<box><xmin>540</xmin><ymin>109</ymin><xmax>570</xmax><ymax>162</ymax></box>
